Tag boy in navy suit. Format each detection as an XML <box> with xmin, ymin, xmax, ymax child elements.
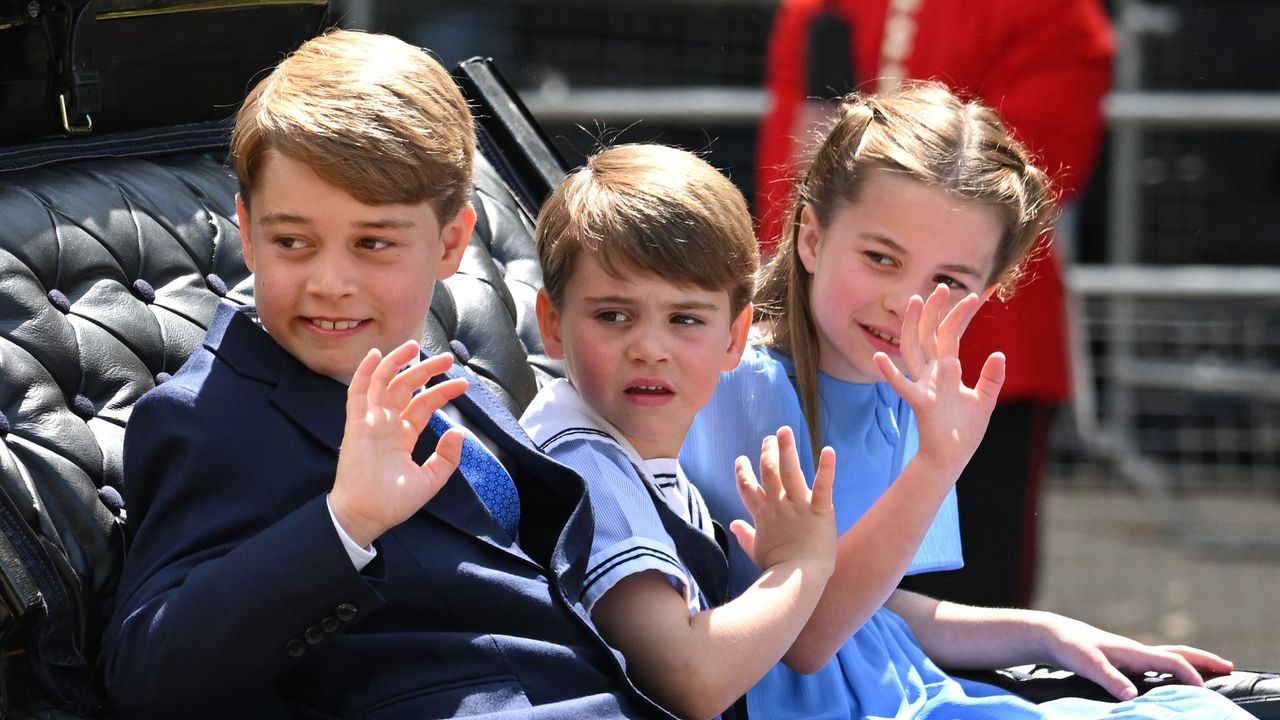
<box><xmin>104</xmin><ymin>30</ymin><xmax>668</xmax><ymax>719</ymax></box>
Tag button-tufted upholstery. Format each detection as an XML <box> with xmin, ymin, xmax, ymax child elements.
<box><xmin>0</xmin><ymin>84</ymin><xmax>563</xmax><ymax>713</ymax></box>
<box><xmin>0</xmin><ymin>149</ymin><xmax>247</xmax><ymax>715</ymax></box>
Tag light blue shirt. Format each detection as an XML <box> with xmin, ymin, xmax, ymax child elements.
<box><xmin>682</xmin><ymin>343</ymin><xmax>962</xmax><ymax>600</ymax></box>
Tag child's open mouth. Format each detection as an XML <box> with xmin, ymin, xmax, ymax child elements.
<box><xmin>625</xmin><ymin>384</ymin><xmax>673</xmax><ymax>396</ymax></box>
<box><xmin>863</xmin><ymin>325</ymin><xmax>900</xmax><ymax>347</ymax></box>
<box><xmin>309</xmin><ymin>318</ymin><xmax>364</xmax><ymax>331</ymax></box>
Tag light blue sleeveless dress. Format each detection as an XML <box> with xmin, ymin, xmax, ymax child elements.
<box><xmin>681</xmin><ymin>345</ymin><xmax>1249</xmax><ymax>719</ymax></box>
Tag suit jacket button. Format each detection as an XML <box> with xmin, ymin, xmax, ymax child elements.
<box><xmin>304</xmin><ymin>626</ymin><xmax>324</xmax><ymax>645</ymax></box>
<box><xmin>321</xmin><ymin>616</ymin><xmax>340</xmax><ymax>633</ymax></box>
<box><xmin>286</xmin><ymin>638</ymin><xmax>307</xmax><ymax>658</ymax></box>
<box><xmin>335</xmin><ymin>603</ymin><xmax>357</xmax><ymax>622</ymax></box>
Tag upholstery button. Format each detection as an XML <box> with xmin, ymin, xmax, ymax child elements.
<box><xmin>71</xmin><ymin>394</ymin><xmax>96</xmax><ymax>419</ymax></box>
<box><xmin>320</xmin><ymin>616</ymin><xmax>340</xmax><ymax>633</ymax></box>
<box><xmin>47</xmin><ymin>288</ymin><xmax>71</xmax><ymax>313</ymax></box>
<box><xmin>205</xmin><ymin>273</ymin><xmax>227</xmax><ymax>296</ymax></box>
<box><xmin>0</xmin><ymin>410</ymin><xmax>9</xmax><ymax>436</ymax></box>
<box><xmin>155</xmin><ymin>372</ymin><xmax>172</xmax><ymax>386</ymax></box>
<box><xmin>449</xmin><ymin>339</ymin><xmax>470</xmax><ymax>363</ymax></box>
<box><xmin>131</xmin><ymin>279</ymin><xmax>156</xmax><ymax>303</ymax></box>
<box><xmin>97</xmin><ymin>486</ymin><xmax>125</xmax><ymax>514</ymax></box>
<box><xmin>286</xmin><ymin>638</ymin><xmax>306</xmax><ymax>658</ymax></box>
<box><xmin>335</xmin><ymin>603</ymin><xmax>357</xmax><ymax>622</ymax></box>
<box><xmin>304</xmin><ymin>626</ymin><xmax>324</xmax><ymax>645</ymax></box>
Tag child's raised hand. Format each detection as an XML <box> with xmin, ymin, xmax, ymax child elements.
<box><xmin>730</xmin><ymin>426</ymin><xmax>837</xmax><ymax>576</ymax></box>
<box><xmin>330</xmin><ymin>341</ymin><xmax>469</xmax><ymax>548</ymax></box>
<box><xmin>873</xmin><ymin>284</ymin><xmax>1006</xmax><ymax>475</ymax></box>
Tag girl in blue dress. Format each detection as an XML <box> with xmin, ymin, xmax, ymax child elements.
<box><xmin>681</xmin><ymin>82</ymin><xmax>1249</xmax><ymax>719</ymax></box>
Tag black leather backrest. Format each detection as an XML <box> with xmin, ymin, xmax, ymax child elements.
<box><xmin>0</xmin><ymin>140</ymin><xmax>559</xmax><ymax>714</ymax></box>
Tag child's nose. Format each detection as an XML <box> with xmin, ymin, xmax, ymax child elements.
<box><xmin>881</xmin><ymin>284</ymin><xmax>912</xmax><ymax>318</ymax></box>
<box><xmin>306</xmin><ymin>251</ymin><xmax>355</xmax><ymax>298</ymax></box>
<box><xmin>626</xmin><ymin>323</ymin><xmax>670</xmax><ymax>363</ymax></box>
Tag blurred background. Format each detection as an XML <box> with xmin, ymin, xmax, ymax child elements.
<box><xmin>330</xmin><ymin>0</ymin><xmax>1279</xmax><ymax>669</ymax></box>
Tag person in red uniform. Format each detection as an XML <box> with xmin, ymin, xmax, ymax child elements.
<box><xmin>756</xmin><ymin>0</ymin><xmax>1114</xmax><ymax>607</ymax></box>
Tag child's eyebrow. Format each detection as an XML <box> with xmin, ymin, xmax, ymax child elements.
<box><xmin>582</xmin><ymin>295</ymin><xmax>722</xmax><ymax>312</ymax></box>
<box><xmin>582</xmin><ymin>294</ymin><xmax>638</xmax><ymax>306</ymax></box>
<box><xmin>256</xmin><ymin>213</ymin><xmax>415</xmax><ymax>230</ymax></box>
<box><xmin>669</xmin><ymin>300</ymin><xmax>722</xmax><ymax>312</ymax></box>
<box><xmin>354</xmin><ymin>218</ymin><xmax>417</xmax><ymax>229</ymax></box>
<box><xmin>867</xmin><ymin>235</ymin><xmax>985</xmax><ymax>280</ymax></box>
<box><xmin>258</xmin><ymin>212</ymin><xmax>308</xmax><ymax>226</ymax></box>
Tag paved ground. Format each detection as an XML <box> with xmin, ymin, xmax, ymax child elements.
<box><xmin>1033</xmin><ymin>484</ymin><xmax>1280</xmax><ymax>670</ymax></box>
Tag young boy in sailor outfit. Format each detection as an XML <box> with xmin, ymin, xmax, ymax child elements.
<box><xmin>520</xmin><ymin>143</ymin><xmax>838</xmax><ymax>720</ymax></box>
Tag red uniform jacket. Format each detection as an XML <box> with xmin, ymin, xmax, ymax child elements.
<box><xmin>757</xmin><ymin>0</ymin><xmax>1114</xmax><ymax>402</ymax></box>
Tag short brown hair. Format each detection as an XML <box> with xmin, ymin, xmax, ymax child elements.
<box><xmin>536</xmin><ymin>143</ymin><xmax>757</xmax><ymax>314</ymax></box>
<box><xmin>232</xmin><ymin>29</ymin><xmax>474</xmax><ymax>221</ymax></box>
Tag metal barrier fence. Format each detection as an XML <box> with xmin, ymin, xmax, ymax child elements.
<box><xmin>1049</xmin><ymin>265</ymin><xmax>1280</xmax><ymax>512</ymax></box>
<box><xmin>1048</xmin><ymin>263</ymin><xmax>1280</xmax><ymax>558</ymax></box>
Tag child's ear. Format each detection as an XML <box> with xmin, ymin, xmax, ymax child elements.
<box><xmin>435</xmin><ymin>203</ymin><xmax>476</xmax><ymax>280</ymax></box>
<box><xmin>535</xmin><ymin>289</ymin><xmax>566</xmax><ymax>361</ymax></box>
<box><xmin>796</xmin><ymin>204</ymin><xmax>822</xmax><ymax>274</ymax></box>
<box><xmin>236</xmin><ymin>194</ymin><xmax>255</xmax><ymax>272</ymax></box>
<box><xmin>722</xmin><ymin>303</ymin><xmax>753</xmax><ymax>371</ymax></box>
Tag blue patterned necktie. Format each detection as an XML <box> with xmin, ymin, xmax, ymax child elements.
<box><xmin>428</xmin><ymin>411</ymin><xmax>521</xmax><ymax>538</ymax></box>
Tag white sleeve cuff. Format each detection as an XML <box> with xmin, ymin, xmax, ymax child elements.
<box><xmin>327</xmin><ymin>494</ymin><xmax>377</xmax><ymax>571</ymax></box>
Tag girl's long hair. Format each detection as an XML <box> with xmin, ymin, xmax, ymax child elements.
<box><xmin>756</xmin><ymin>81</ymin><xmax>1055</xmax><ymax>456</ymax></box>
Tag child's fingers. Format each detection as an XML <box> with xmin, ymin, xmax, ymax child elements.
<box><xmin>973</xmin><ymin>352</ymin><xmax>1006</xmax><ymax>407</ymax></box>
<box><xmin>402</xmin><ymin>377</ymin><xmax>470</xmax><ymax>434</ymax></box>
<box><xmin>811</xmin><ymin>446</ymin><xmax>836</xmax><ymax>510</ymax></box>
<box><xmin>383</xmin><ymin>339</ymin><xmax>424</xmax><ymax>372</ymax></box>
<box><xmin>367</xmin><ymin>342</ymin><xmax>418</xmax><ymax>412</ymax></box>
<box><xmin>935</xmin><ymin>355</ymin><xmax>962</xmax><ymax>391</ymax></box>
<box><xmin>936</xmin><ymin>293</ymin><xmax>983</xmax><ymax>358</ymax></box>
<box><xmin>729</xmin><ymin>519</ymin><xmax>757</xmax><ymax>563</ymax></box>
<box><xmin>757</xmin><ymin>434</ymin><xmax>783</xmax><ymax>499</ymax></box>
<box><xmin>774</xmin><ymin>426</ymin><xmax>809</xmax><ymax>500</ymax></box>
<box><xmin>346</xmin><ymin>348</ymin><xmax>383</xmax><ymax>420</ymax></box>
<box><xmin>734</xmin><ymin>456</ymin><xmax>765</xmax><ymax>516</ymax></box>
<box><xmin>419</xmin><ymin>427</ymin><xmax>464</xmax><ymax>487</ymax></box>
<box><xmin>1134</xmin><ymin>649</ymin><xmax>1206</xmax><ymax>688</ymax></box>
<box><xmin>1160</xmin><ymin>644</ymin><xmax>1234</xmax><ymax>675</ymax></box>
<box><xmin>1090</xmin><ymin>664</ymin><xmax>1139</xmax><ymax>702</ymax></box>
<box><xmin>388</xmin><ymin>351</ymin><xmax>455</xmax><ymax>406</ymax></box>
<box><xmin>917</xmin><ymin>284</ymin><xmax>950</xmax><ymax>361</ymax></box>
<box><xmin>874</xmin><ymin>351</ymin><xmax>914</xmax><ymax>400</ymax></box>
<box><xmin>898</xmin><ymin>295</ymin><xmax>926</xmax><ymax>380</ymax></box>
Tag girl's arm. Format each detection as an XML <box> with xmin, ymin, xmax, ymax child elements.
<box><xmin>782</xmin><ymin>450</ymin><xmax>962</xmax><ymax>671</ymax></box>
<box><xmin>592</xmin><ymin>430</ymin><xmax>836</xmax><ymax>720</ymax></box>
<box><xmin>785</xmin><ymin>286</ymin><xmax>1005</xmax><ymax>671</ymax></box>
<box><xmin>885</xmin><ymin>589</ymin><xmax>1235</xmax><ymax>701</ymax></box>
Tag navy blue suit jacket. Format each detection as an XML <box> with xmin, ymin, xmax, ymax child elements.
<box><xmin>104</xmin><ymin>304</ymin><xmax>668</xmax><ymax>719</ymax></box>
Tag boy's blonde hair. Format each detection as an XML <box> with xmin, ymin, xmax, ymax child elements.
<box><xmin>537</xmin><ymin>143</ymin><xmax>758</xmax><ymax>314</ymax></box>
<box><xmin>757</xmin><ymin>82</ymin><xmax>1055</xmax><ymax>454</ymax></box>
<box><xmin>232</xmin><ymin>29</ymin><xmax>475</xmax><ymax>222</ymax></box>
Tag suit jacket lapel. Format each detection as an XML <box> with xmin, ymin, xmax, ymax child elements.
<box><xmin>439</xmin><ymin>366</ymin><xmax>594</xmax><ymax>597</ymax></box>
